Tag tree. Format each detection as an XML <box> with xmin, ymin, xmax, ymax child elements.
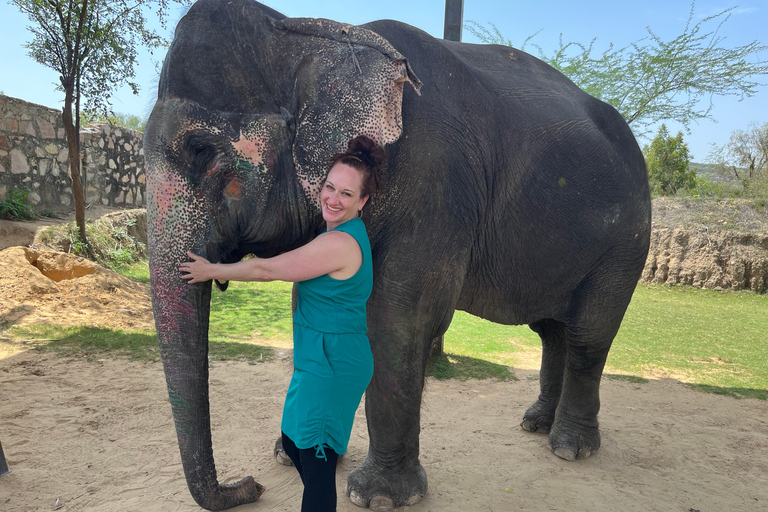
<box><xmin>644</xmin><ymin>124</ymin><xmax>696</xmax><ymax>195</ymax></box>
<box><xmin>466</xmin><ymin>3</ymin><xmax>768</xmax><ymax>136</ymax></box>
<box><xmin>708</xmin><ymin>122</ymin><xmax>768</xmax><ymax>197</ymax></box>
<box><xmin>12</xmin><ymin>0</ymin><xmax>186</xmax><ymax>246</ymax></box>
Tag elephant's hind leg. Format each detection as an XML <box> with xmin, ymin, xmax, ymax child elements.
<box><xmin>546</xmin><ymin>254</ymin><xmax>641</xmax><ymax>461</ymax></box>
<box><xmin>522</xmin><ymin>319</ymin><xmax>568</xmax><ymax>434</ymax></box>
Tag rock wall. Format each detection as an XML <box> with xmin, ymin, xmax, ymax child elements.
<box><xmin>641</xmin><ymin>227</ymin><xmax>768</xmax><ymax>293</ymax></box>
<box><xmin>0</xmin><ymin>94</ymin><xmax>145</xmax><ymax>210</ymax></box>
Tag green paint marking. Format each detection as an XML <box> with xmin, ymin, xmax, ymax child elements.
<box><xmin>235</xmin><ymin>158</ymin><xmax>255</xmax><ymax>175</ymax></box>
<box><xmin>168</xmin><ymin>388</ymin><xmax>191</xmax><ymax>409</ymax></box>
<box><xmin>173</xmin><ymin>418</ymin><xmax>193</xmax><ymax>437</ymax></box>
<box><xmin>558</xmin><ymin>177</ymin><xmax>567</xmax><ymax>187</ymax></box>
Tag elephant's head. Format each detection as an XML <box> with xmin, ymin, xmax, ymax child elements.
<box><xmin>143</xmin><ymin>0</ymin><xmax>420</xmax><ymax>509</ymax></box>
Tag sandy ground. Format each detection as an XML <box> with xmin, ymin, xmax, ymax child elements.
<box><xmin>1</xmin><ymin>345</ymin><xmax>767</xmax><ymax>512</ymax></box>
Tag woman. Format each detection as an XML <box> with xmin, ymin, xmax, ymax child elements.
<box><xmin>180</xmin><ymin>135</ymin><xmax>385</xmax><ymax>512</ymax></box>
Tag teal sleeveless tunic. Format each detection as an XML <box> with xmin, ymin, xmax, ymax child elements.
<box><xmin>281</xmin><ymin>217</ymin><xmax>374</xmax><ymax>459</ymax></box>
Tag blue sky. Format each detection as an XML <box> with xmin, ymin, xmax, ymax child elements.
<box><xmin>1</xmin><ymin>0</ymin><xmax>766</xmax><ymax>161</ymax></box>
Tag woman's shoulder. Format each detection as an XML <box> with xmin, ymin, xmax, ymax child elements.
<box><xmin>336</xmin><ymin>218</ymin><xmax>367</xmax><ymax>238</ymax></box>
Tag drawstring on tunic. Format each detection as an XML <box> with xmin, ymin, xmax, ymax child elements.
<box><xmin>315</xmin><ymin>444</ymin><xmax>328</xmax><ymax>461</ymax></box>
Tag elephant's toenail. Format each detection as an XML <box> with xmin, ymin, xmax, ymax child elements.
<box><xmin>369</xmin><ymin>495</ymin><xmax>395</xmax><ymax>511</ymax></box>
<box><xmin>553</xmin><ymin>447</ymin><xmax>577</xmax><ymax>461</ymax></box>
<box><xmin>404</xmin><ymin>494</ymin><xmax>424</xmax><ymax>506</ymax></box>
<box><xmin>348</xmin><ymin>490</ymin><xmax>367</xmax><ymax>507</ymax></box>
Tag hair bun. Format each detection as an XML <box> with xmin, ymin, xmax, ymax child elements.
<box><xmin>328</xmin><ymin>135</ymin><xmax>386</xmax><ymax>198</ymax></box>
<box><xmin>346</xmin><ymin>135</ymin><xmax>385</xmax><ymax>169</ymax></box>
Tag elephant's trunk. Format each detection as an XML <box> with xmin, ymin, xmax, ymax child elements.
<box><xmin>146</xmin><ymin>139</ymin><xmax>264</xmax><ymax>510</ymax></box>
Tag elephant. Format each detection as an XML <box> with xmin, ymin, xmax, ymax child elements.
<box><xmin>143</xmin><ymin>0</ymin><xmax>651</xmax><ymax>510</ymax></box>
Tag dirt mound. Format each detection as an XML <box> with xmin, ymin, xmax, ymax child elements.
<box><xmin>641</xmin><ymin>198</ymin><xmax>768</xmax><ymax>292</ymax></box>
<box><xmin>642</xmin><ymin>227</ymin><xmax>768</xmax><ymax>292</ymax></box>
<box><xmin>0</xmin><ymin>246</ymin><xmax>153</xmax><ymax>330</ymax></box>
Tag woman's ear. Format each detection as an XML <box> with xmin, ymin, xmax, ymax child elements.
<box><xmin>359</xmin><ymin>195</ymin><xmax>370</xmax><ymax>209</ymax></box>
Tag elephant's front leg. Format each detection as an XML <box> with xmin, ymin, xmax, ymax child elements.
<box><xmin>346</xmin><ymin>327</ymin><xmax>430</xmax><ymax>511</ymax></box>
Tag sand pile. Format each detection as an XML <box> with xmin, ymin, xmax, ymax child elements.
<box><xmin>0</xmin><ymin>246</ymin><xmax>153</xmax><ymax>330</ymax></box>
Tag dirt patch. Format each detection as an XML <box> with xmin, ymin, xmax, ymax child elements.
<box><xmin>0</xmin><ymin>353</ymin><xmax>766</xmax><ymax>511</ymax></box>
<box><xmin>0</xmin><ymin>246</ymin><xmax>152</xmax><ymax>332</ymax></box>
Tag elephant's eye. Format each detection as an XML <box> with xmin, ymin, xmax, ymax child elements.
<box><xmin>182</xmin><ymin>132</ymin><xmax>220</xmax><ymax>178</ymax></box>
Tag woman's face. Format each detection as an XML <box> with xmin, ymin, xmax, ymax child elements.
<box><xmin>320</xmin><ymin>162</ymin><xmax>369</xmax><ymax>229</ymax></box>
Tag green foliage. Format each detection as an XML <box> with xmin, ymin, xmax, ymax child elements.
<box><xmin>466</xmin><ymin>3</ymin><xmax>768</xmax><ymax>135</ymax></box>
<box><xmin>9</xmin><ymin>324</ymin><xmax>273</xmax><ymax>363</ymax></box>
<box><xmin>113</xmin><ymin>260</ymin><xmax>150</xmax><ymax>282</ymax></box>
<box><xmin>36</xmin><ymin>213</ymin><xmax>146</xmax><ymax>270</ymax></box>
<box><xmin>427</xmin><ymin>352</ymin><xmax>516</xmax><ymax>381</ymax></box>
<box><xmin>644</xmin><ymin>124</ymin><xmax>696</xmax><ymax>195</ymax></box>
<box><xmin>441</xmin><ymin>283</ymin><xmax>768</xmax><ymax>395</ymax></box>
<box><xmin>683</xmin><ymin>176</ymin><xmax>742</xmax><ymax>200</ymax></box>
<box><xmin>0</xmin><ymin>188</ymin><xmax>37</xmax><ymax>220</ymax></box>
<box><xmin>209</xmin><ymin>280</ymin><xmax>294</xmax><ymax>344</ymax></box>
<box><xmin>610</xmin><ymin>284</ymin><xmax>768</xmax><ymax>399</ymax></box>
<box><xmin>81</xmin><ymin>111</ymin><xmax>147</xmax><ymax>132</ymax></box>
<box><xmin>12</xmin><ymin>0</ymin><xmax>186</xmax><ymax>116</ymax></box>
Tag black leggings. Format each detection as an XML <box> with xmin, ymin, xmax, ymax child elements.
<box><xmin>281</xmin><ymin>432</ymin><xmax>339</xmax><ymax>512</ymax></box>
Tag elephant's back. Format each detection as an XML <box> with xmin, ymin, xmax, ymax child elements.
<box><xmin>362</xmin><ymin>20</ymin><xmax>600</xmax><ymax>124</ymax></box>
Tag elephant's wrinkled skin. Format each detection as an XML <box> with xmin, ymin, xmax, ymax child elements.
<box><xmin>144</xmin><ymin>0</ymin><xmax>651</xmax><ymax>509</ymax></box>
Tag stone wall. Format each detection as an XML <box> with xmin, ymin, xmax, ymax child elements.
<box><xmin>0</xmin><ymin>94</ymin><xmax>145</xmax><ymax>210</ymax></box>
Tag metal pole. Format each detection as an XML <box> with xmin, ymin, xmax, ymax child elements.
<box><xmin>444</xmin><ymin>0</ymin><xmax>464</xmax><ymax>42</ymax></box>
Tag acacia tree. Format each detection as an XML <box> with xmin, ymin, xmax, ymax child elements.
<box><xmin>12</xmin><ymin>0</ymin><xmax>186</xmax><ymax>246</ymax></box>
<box><xmin>644</xmin><ymin>124</ymin><xmax>696</xmax><ymax>195</ymax></box>
<box><xmin>708</xmin><ymin>122</ymin><xmax>768</xmax><ymax>196</ymax></box>
<box><xmin>466</xmin><ymin>3</ymin><xmax>768</xmax><ymax>136</ymax></box>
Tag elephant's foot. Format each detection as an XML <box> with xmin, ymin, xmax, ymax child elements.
<box><xmin>345</xmin><ymin>456</ymin><xmax>427</xmax><ymax>511</ymax></box>
<box><xmin>520</xmin><ymin>399</ymin><xmax>556</xmax><ymax>434</ymax></box>
<box><xmin>273</xmin><ymin>435</ymin><xmax>345</xmax><ymax>467</ymax></box>
<box><xmin>547</xmin><ymin>418</ymin><xmax>600</xmax><ymax>461</ymax></box>
<box><xmin>218</xmin><ymin>476</ymin><xmax>266</xmax><ymax>504</ymax></box>
<box><xmin>273</xmin><ymin>436</ymin><xmax>293</xmax><ymax>466</ymax></box>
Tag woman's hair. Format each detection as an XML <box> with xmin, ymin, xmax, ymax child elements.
<box><xmin>328</xmin><ymin>135</ymin><xmax>385</xmax><ymax>199</ymax></box>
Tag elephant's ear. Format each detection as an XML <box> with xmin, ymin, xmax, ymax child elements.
<box><xmin>276</xmin><ymin>18</ymin><xmax>422</xmax><ymax>201</ymax></box>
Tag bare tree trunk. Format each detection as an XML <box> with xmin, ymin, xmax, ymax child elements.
<box><xmin>61</xmin><ymin>86</ymin><xmax>88</xmax><ymax>247</ymax></box>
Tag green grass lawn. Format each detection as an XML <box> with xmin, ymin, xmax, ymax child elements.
<box><xmin>5</xmin><ymin>260</ymin><xmax>767</xmax><ymax>399</ymax></box>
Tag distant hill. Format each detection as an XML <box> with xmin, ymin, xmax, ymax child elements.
<box><xmin>691</xmin><ymin>161</ymin><xmax>746</xmax><ymax>183</ymax></box>
<box><xmin>691</xmin><ymin>162</ymin><xmax>720</xmax><ymax>177</ymax></box>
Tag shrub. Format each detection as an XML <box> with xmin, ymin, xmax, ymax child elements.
<box><xmin>36</xmin><ymin>211</ymin><xmax>146</xmax><ymax>270</ymax></box>
<box><xmin>683</xmin><ymin>176</ymin><xmax>743</xmax><ymax>200</ymax></box>
<box><xmin>644</xmin><ymin>125</ymin><xmax>696</xmax><ymax>196</ymax></box>
<box><xmin>0</xmin><ymin>188</ymin><xmax>38</xmax><ymax>220</ymax></box>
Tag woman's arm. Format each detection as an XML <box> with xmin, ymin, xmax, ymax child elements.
<box><xmin>180</xmin><ymin>230</ymin><xmax>361</xmax><ymax>284</ymax></box>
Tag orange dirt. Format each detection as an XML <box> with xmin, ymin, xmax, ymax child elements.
<box><xmin>0</xmin><ymin>246</ymin><xmax>152</xmax><ymax>332</ymax></box>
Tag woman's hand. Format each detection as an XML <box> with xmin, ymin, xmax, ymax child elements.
<box><xmin>180</xmin><ymin>251</ymin><xmax>214</xmax><ymax>284</ymax></box>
